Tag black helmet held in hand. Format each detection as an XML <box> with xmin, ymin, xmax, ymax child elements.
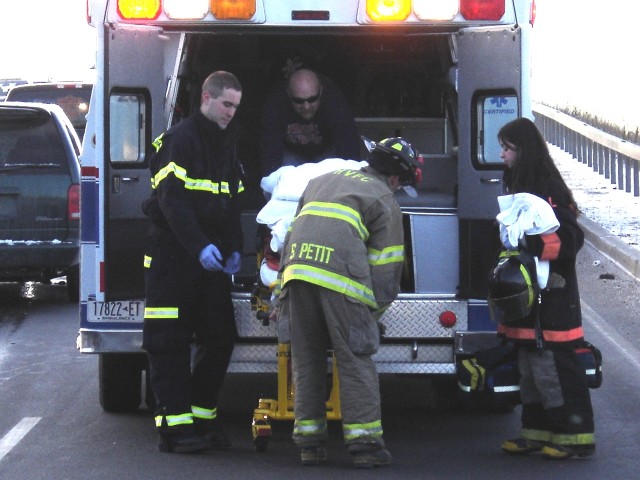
<box><xmin>362</xmin><ymin>136</ymin><xmax>422</xmax><ymax>190</ymax></box>
<box><xmin>487</xmin><ymin>250</ymin><xmax>539</xmax><ymax>324</ymax></box>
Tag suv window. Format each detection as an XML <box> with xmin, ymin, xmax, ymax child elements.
<box><xmin>5</xmin><ymin>83</ymin><xmax>92</xmax><ymax>140</ymax></box>
<box><xmin>0</xmin><ymin>111</ymin><xmax>68</xmax><ymax>172</ymax></box>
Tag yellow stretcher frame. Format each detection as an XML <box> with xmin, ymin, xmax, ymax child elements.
<box><xmin>251</xmin><ymin>342</ymin><xmax>343</xmax><ymax>452</ymax></box>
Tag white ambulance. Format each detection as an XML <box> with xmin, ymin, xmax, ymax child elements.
<box><xmin>78</xmin><ymin>0</ymin><xmax>535</xmax><ymax>412</ymax></box>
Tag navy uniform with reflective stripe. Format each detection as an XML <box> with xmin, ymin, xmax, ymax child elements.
<box><xmin>142</xmin><ymin>110</ymin><xmax>242</xmax><ymax>433</ymax></box>
<box><xmin>279</xmin><ymin>165</ymin><xmax>404</xmax><ymax>450</ymax></box>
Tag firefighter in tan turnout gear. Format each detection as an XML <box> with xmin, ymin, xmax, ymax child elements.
<box><xmin>277</xmin><ymin>137</ymin><xmax>420</xmax><ymax>468</ymax></box>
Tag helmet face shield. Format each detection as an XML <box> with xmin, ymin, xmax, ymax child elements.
<box><xmin>488</xmin><ymin>289</ymin><xmax>534</xmax><ymax>324</ymax></box>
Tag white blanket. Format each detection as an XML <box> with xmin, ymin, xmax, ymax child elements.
<box><xmin>257</xmin><ymin>159</ymin><xmax>368</xmax><ymax>253</ymax></box>
<box><xmin>496</xmin><ymin>193</ymin><xmax>560</xmax><ymax>289</ymax></box>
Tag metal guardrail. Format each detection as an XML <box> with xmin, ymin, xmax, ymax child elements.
<box><xmin>533</xmin><ymin>103</ymin><xmax>640</xmax><ymax>197</ymax></box>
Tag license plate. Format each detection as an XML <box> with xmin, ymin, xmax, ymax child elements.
<box><xmin>87</xmin><ymin>300</ymin><xmax>145</xmax><ymax>322</ymax></box>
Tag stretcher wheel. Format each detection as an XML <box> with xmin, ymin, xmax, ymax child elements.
<box><xmin>254</xmin><ymin>435</ymin><xmax>269</xmax><ymax>452</ymax></box>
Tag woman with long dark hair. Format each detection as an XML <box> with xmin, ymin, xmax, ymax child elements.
<box><xmin>496</xmin><ymin>117</ymin><xmax>595</xmax><ymax>459</ymax></box>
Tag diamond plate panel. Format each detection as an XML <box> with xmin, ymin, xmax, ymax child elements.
<box><xmin>231</xmin><ymin>343</ymin><xmax>278</xmax><ymax>365</ymax></box>
<box><xmin>232</xmin><ymin>293</ymin><xmax>277</xmax><ymax>338</ymax></box>
<box><xmin>373</xmin><ymin>344</ymin><xmax>453</xmax><ymax>363</ymax></box>
<box><xmin>376</xmin><ymin>363</ymin><xmax>456</xmax><ymax>374</ymax></box>
<box><xmin>380</xmin><ymin>298</ymin><xmax>468</xmax><ymax>338</ymax></box>
<box><xmin>230</xmin><ymin>296</ymin><xmax>464</xmax><ymax>375</ymax></box>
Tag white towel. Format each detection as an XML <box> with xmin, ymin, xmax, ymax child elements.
<box><xmin>496</xmin><ymin>193</ymin><xmax>560</xmax><ymax>289</ymax></box>
<box><xmin>496</xmin><ymin>193</ymin><xmax>559</xmax><ymax>249</ymax></box>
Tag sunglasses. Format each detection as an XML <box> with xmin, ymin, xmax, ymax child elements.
<box><xmin>290</xmin><ymin>92</ymin><xmax>321</xmax><ymax>105</ymax></box>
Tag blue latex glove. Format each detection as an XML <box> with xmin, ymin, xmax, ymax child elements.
<box><xmin>199</xmin><ymin>244</ymin><xmax>223</xmax><ymax>271</ymax></box>
<box><xmin>223</xmin><ymin>251</ymin><xmax>241</xmax><ymax>275</ymax></box>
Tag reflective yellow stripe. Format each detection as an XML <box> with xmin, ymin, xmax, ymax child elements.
<box><xmin>297</xmin><ymin>201</ymin><xmax>369</xmax><ymax>241</ymax></box>
<box><xmin>368</xmin><ymin>245</ymin><xmax>404</xmax><ymax>265</ymax></box>
<box><xmin>144</xmin><ymin>307</ymin><xmax>179</xmax><ymax>319</ymax></box>
<box><xmin>151</xmin><ymin>161</ymin><xmax>240</xmax><ymax>197</ymax></box>
<box><xmin>522</xmin><ymin>428</ymin><xmax>552</xmax><ymax>442</ymax></box>
<box><xmin>519</xmin><ymin>263</ymin><xmax>535</xmax><ymax>308</ymax></box>
<box><xmin>192</xmin><ymin>405</ymin><xmax>217</xmax><ymax>420</ymax></box>
<box><xmin>143</xmin><ymin>255</ymin><xmax>152</xmax><ymax>268</ymax></box>
<box><xmin>293</xmin><ymin>418</ymin><xmax>327</xmax><ymax>436</ymax></box>
<box><xmin>152</xmin><ymin>133</ymin><xmax>163</xmax><ymax>153</ymax></box>
<box><xmin>343</xmin><ymin>420</ymin><xmax>383</xmax><ymax>440</ymax></box>
<box><xmin>282</xmin><ymin>264</ymin><xmax>377</xmax><ymax>309</ymax></box>
<box><xmin>461</xmin><ymin>358</ymin><xmax>486</xmax><ymax>391</ymax></box>
<box><xmin>155</xmin><ymin>412</ymin><xmax>193</xmax><ymax>428</ymax></box>
<box><xmin>551</xmin><ymin>432</ymin><xmax>595</xmax><ymax>446</ymax></box>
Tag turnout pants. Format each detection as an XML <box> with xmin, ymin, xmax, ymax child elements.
<box><xmin>284</xmin><ymin>280</ymin><xmax>385</xmax><ymax>449</ymax></box>
<box><xmin>518</xmin><ymin>344</ymin><xmax>595</xmax><ymax>447</ymax></box>
<box><xmin>143</xmin><ymin>240</ymin><xmax>237</xmax><ymax>429</ymax></box>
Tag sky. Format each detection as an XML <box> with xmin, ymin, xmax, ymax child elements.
<box><xmin>0</xmin><ymin>0</ymin><xmax>638</xmax><ymax>132</ymax></box>
<box><xmin>532</xmin><ymin>0</ymin><xmax>640</xmax><ymax>132</ymax></box>
<box><xmin>0</xmin><ymin>0</ymin><xmax>95</xmax><ymax>82</ymax></box>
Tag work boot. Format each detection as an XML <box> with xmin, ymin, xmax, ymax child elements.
<box><xmin>158</xmin><ymin>424</ymin><xmax>209</xmax><ymax>454</ymax></box>
<box><xmin>541</xmin><ymin>443</ymin><xmax>595</xmax><ymax>460</ymax></box>
<box><xmin>300</xmin><ymin>446</ymin><xmax>327</xmax><ymax>466</ymax></box>
<box><xmin>195</xmin><ymin>419</ymin><xmax>232</xmax><ymax>450</ymax></box>
<box><xmin>501</xmin><ymin>438</ymin><xmax>546</xmax><ymax>455</ymax></box>
<box><xmin>349</xmin><ymin>444</ymin><xmax>392</xmax><ymax>469</ymax></box>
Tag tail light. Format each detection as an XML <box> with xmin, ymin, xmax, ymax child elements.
<box><xmin>68</xmin><ymin>184</ymin><xmax>80</xmax><ymax>221</ymax></box>
<box><xmin>530</xmin><ymin>0</ymin><xmax>536</xmax><ymax>26</ymax></box>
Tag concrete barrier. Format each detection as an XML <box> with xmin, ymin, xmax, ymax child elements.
<box><xmin>579</xmin><ymin>214</ymin><xmax>640</xmax><ymax>281</ymax></box>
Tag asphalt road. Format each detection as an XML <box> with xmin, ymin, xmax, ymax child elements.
<box><xmin>1</xmin><ymin>239</ymin><xmax>639</xmax><ymax>479</ymax></box>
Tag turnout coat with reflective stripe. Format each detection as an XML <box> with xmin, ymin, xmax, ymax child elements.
<box><xmin>142</xmin><ymin>110</ymin><xmax>244</xmax><ymax>260</ymax></box>
<box><xmin>280</xmin><ymin>166</ymin><xmax>404</xmax><ymax>312</ymax></box>
<box><xmin>498</xmin><ymin>178</ymin><xmax>585</xmax><ymax>344</ymax></box>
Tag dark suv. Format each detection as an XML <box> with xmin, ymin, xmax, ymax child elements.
<box><xmin>5</xmin><ymin>82</ymin><xmax>92</xmax><ymax>141</ymax></box>
<box><xmin>0</xmin><ymin>102</ymin><xmax>81</xmax><ymax>301</ymax></box>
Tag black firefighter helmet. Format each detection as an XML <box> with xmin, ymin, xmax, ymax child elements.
<box><xmin>487</xmin><ymin>250</ymin><xmax>539</xmax><ymax>324</ymax></box>
<box><xmin>362</xmin><ymin>136</ymin><xmax>422</xmax><ymax>196</ymax></box>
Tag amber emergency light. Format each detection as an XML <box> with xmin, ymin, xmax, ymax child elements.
<box><xmin>211</xmin><ymin>0</ymin><xmax>256</xmax><ymax>20</ymax></box>
<box><xmin>117</xmin><ymin>0</ymin><xmax>161</xmax><ymax>20</ymax></box>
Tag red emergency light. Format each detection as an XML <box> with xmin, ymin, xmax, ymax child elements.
<box><xmin>439</xmin><ymin>310</ymin><xmax>457</xmax><ymax>328</ymax></box>
<box><xmin>460</xmin><ymin>0</ymin><xmax>505</xmax><ymax>21</ymax></box>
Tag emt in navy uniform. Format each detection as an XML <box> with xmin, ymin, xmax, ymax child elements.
<box><xmin>141</xmin><ymin>71</ymin><xmax>244</xmax><ymax>454</ymax></box>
